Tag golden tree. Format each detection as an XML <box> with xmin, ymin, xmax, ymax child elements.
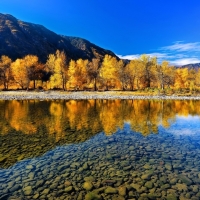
<box><xmin>0</xmin><ymin>55</ymin><xmax>12</xmax><ymax>90</ymax></box>
<box><xmin>195</xmin><ymin>68</ymin><xmax>200</xmax><ymax>89</ymax></box>
<box><xmin>124</xmin><ymin>59</ymin><xmax>143</xmax><ymax>90</ymax></box>
<box><xmin>100</xmin><ymin>55</ymin><xmax>118</xmax><ymax>90</ymax></box>
<box><xmin>23</xmin><ymin>55</ymin><xmax>39</xmax><ymax>89</ymax></box>
<box><xmin>156</xmin><ymin>61</ymin><xmax>175</xmax><ymax>90</ymax></box>
<box><xmin>139</xmin><ymin>55</ymin><xmax>157</xmax><ymax>88</ymax></box>
<box><xmin>68</xmin><ymin>59</ymin><xmax>88</xmax><ymax>90</ymax></box>
<box><xmin>11</xmin><ymin>59</ymin><xmax>29</xmax><ymax>89</ymax></box>
<box><xmin>46</xmin><ymin>50</ymin><xmax>68</xmax><ymax>90</ymax></box>
<box><xmin>88</xmin><ymin>58</ymin><xmax>100</xmax><ymax>91</ymax></box>
<box><xmin>174</xmin><ymin>68</ymin><xmax>189</xmax><ymax>90</ymax></box>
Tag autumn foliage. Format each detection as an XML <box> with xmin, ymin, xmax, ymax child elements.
<box><xmin>0</xmin><ymin>50</ymin><xmax>200</xmax><ymax>93</ymax></box>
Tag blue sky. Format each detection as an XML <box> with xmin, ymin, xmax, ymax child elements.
<box><xmin>1</xmin><ymin>0</ymin><xmax>200</xmax><ymax>65</ymax></box>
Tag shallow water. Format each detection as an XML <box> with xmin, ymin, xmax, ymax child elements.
<box><xmin>0</xmin><ymin>99</ymin><xmax>200</xmax><ymax>199</ymax></box>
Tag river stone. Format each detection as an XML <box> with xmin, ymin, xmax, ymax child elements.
<box><xmin>123</xmin><ymin>165</ymin><xmax>132</xmax><ymax>171</ymax></box>
<box><xmin>120</xmin><ymin>161</ymin><xmax>129</xmax><ymax>167</ymax></box>
<box><xmin>18</xmin><ymin>155</ymin><xmax>26</xmax><ymax>161</ymax></box>
<box><xmin>84</xmin><ymin>176</ymin><xmax>95</xmax><ymax>182</ymax></box>
<box><xmin>145</xmin><ymin>181</ymin><xmax>153</xmax><ymax>189</ymax></box>
<box><xmin>9</xmin><ymin>184</ymin><xmax>21</xmax><ymax>193</ymax></box>
<box><xmin>161</xmin><ymin>184</ymin><xmax>170</xmax><ymax>189</ymax></box>
<box><xmin>118</xmin><ymin>186</ymin><xmax>127</xmax><ymax>196</ymax></box>
<box><xmin>57</xmin><ymin>165</ymin><xmax>66</xmax><ymax>171</ymax></box>
<box><xmin>83</xmin><ymin>182</ymin><xmax>93</xmax><ymax>191</ymax></box>
<box><xmin>166</xmin><ymin>194</ymin><xmax>177</xmax><ymax>200</ymax></box>
<box><xmin>50</xmin><ymin>183</ymin><xmax>58</xmax><ymax>190</ymax></box>
<box><xmin>42</xmin><ymin>188</ymin><xmax>50</xmax><ymax>195</ymax></box>
<box><xmin>144</xmin><ymin>193</ymin><xmax>161</xmax><ymax>199</ymax></box>
<box><xmin>93</xmin><ymin>187</ymin><xmax>106</xmax><ymax>194</ymax></box>
<box><xmin>129</xmin><ymin>146</ymin><xmax>135</xmax><ymax>151</ymax></box>
<box><xmin>130</xmin><ymin>183</ymin><xmax>141</xmax><ymax>191</ymax></box>
<box><xmin>143</xmin><ymin>164</ymin><xmax>151</xmax><ymax>169</ymax></box>
<box><xmin>7</xmin><ymin>181</ymin><xmax>15</xmax><ymax>188</ymax></box>
<box><xmin>65</xmin><ymin>186</ymin><xmax>73</xmax><ymax>192</ymax></box>
<box><xmin>175</xmin><ymin>183</ymin><xmax>188</xmax><ymax>191</ymax></box>
<box><xmin>15</xmin><ymin>176</ymin><xmax>21</xmax><ymax>182</ymax></box>
<box><xmin>104</xmin><ymin>187</ymin><xmax>118</xmax><ymax>194</ymax></box>
<box><xmin>23</xmin><ymin>186</ymin><xmax>33</xmax><ymax>195</ymax></box>
<box><xmin>160</xmin><ymin>176</ymin><xmax>167</xmax><ymax>183</ymax></box>
<box><xmin>83</xmin><ymin>162</ymin><xmax>89</xmax><ymax>170</ymax></box>
<box><xmin>64</xmin><ymin>181</ymin><xmax>72</xmax><ymax>187</ymax></box>
<box><xmin>141</xmin><ymin>173</ymin><xmax>151</xmax><ymax>180</ymax></box>
<box><xmin>85</xmin><ymin>192</ymin><xmax>102</xmax><ymax>200</ymax></box>
<box><xmin>192</xmin><ymin>185</ymin><xmax>199</xmax><ymax>193</ymax></box>
<box><xmin>28</xmin><ymin>172</ymin><xmax>35</xmax><ymax>179</ymax></box>
<box><xmin>26</xmin><ymin>165</ymin><xmax>34</xmax><ymax>170</ymax></box>
<box><xmin>173</xmin><ymin>164</ymin><xmax>182</xmax><ymax>169</ymax></box>
<box><xmin>165</xmin><ymin>163</ymin><xmax>172</xmax><ymax>171</ymax></box>
<box><xmin>185</xmin><ymin>193</ymin><xmax>191</xmax><ymax>198</ymax></box>
<box><xmin>33</xmin><ymin>193</ymin><xmax>40</xmax><ymax>199</ymax></box>
<box><xmin>170</xmin><ymin>178</ymin><xmax>178</xmax><ymax>185</ymax></box>
<box><xmin>178</xmin><ymin>175</ymin><xmax>192</xmax><ymax>185</ymax></box>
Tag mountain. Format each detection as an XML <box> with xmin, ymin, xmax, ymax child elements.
<box><xmin>181</xmin><ymin>63</ymin><xmax>200</xmax><ymax>69</ymax></box>
<box><xmin>0</xmin><ymin>13</ymin><xmax>117</xmax><ymax>62</ymax></box>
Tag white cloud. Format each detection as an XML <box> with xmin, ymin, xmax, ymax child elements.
<box><xmin>117</xmin><ymin>54</ymin><xmax>140</xmax><ymax>60</ymax></box>
<box><xmin>170</xmin><ymin>58</ymin><xmax>200</xmax><ymax>66</ymax></box>
<box><xmin>161</xmin><ymin>41</ymin><xmax>200</xmax><ymax>52</ymax></box>
<box><xmin>117</xmin><ymin>41</ymin><xmax>200</xmax><ymax>66</ymax></box>
<box><xmin>118</xmin><ymin>53</ymin><xmax>170</xmax><ymax>60</ymax></box>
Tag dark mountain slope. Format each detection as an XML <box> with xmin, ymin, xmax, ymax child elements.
<box><xmin>0</xmin><ymin>13</ymin><xmax>117</xmax><ymax>62</ymax></box>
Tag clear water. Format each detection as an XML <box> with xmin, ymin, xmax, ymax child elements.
<box><xmin>0</xmin><ymin>99</ymin><xmax>200</xmax><ymax>200</ymax></box>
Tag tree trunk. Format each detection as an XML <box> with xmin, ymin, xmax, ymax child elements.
<box><xmin>94</xmin><ymin>78</ymin><xmax>97</xmax><ymax>91</ymax></box>
<box><xmin>33</xmin><ymin>79</ymin><xmax>36</xmax><ymax>89</ymax></box>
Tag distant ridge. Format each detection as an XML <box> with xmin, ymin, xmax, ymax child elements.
<box><xmin>181</xmin><ymin>63</ymin><xmax>200</xmax><ymax>69</ymax></box>
<box><xmin>0</xmin><ymin>13</ymin><xmax>117</xmax><ymax>62</ymax></box>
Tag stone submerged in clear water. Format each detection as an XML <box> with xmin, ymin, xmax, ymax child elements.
<box><xmin>1</xmin><ymin>129</ymin><xmax>200</xmax><ymax>199</ymax></box>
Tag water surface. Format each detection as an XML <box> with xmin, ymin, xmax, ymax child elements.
<box><xmin>0</xmin><ymin>99</ymin><xmax>200</xmax><ymax>199</ymax></box>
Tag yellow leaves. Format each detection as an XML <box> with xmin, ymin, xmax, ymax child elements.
<box><xmin>174</xmin><ymin>68</ymin><xmax>189</xmax><ymax>89</ymax></box>
<box><xmin>46</xmin><ymin>50</ymin><xmax>67</xmax><ymax>89</ymax></box>
<box><xmin>0</xmin><ymin>55</ymin><xmax>12</xmax><ymax>66</ymax></box>
<box><xmin>1</xmin><ymin>50</ymin><xmax>199</xmax><ymax>92</ymax></box>
<box><xmin>68</xmin><ymin>58</ymin><xmax>88</xmax><ymax>89</ymax></box>
<box><xmin>23</xmin><ymin>55</ymin><xmax>38</xmax><ymax>67</ymax></box>
<box><xmin>11</xmin><ymin>55</ymin><xmax>39</xmax><ymax>89</ymax></box>
<box><xmin>0</xmin><ymin>55</ymin><xmax>12</xmax><ymax>89</ymax></box>
<box><xmin>100</xmin><ymin>55</ymin><xmax>118</xmax><ymax>80</ymax></box>
<box><xmin>100</xmin><ymin>55</ymin><xmax>123</xmax><ymax>90</ymax></box>
<box><xmin>11</xmin><ymin>59</ymin><xmax>29</xmax><ymax>89</ymax></box>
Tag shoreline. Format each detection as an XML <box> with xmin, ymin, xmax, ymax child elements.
<box><xmin>1</xmin><ymin>91</ymin><xmax>200</xmax><ymax>100</ymax></box>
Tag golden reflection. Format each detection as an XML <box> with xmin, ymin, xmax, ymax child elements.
<box><xmin>1</xmin><ymin>99</ymin><xmax>200</xmax><ymax>139</ymax></box>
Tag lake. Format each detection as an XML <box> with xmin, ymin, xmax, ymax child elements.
<box><xmin>0</xmin><ymin>99</ymin><xmax>200</xmax><ymax>200</ymax></box>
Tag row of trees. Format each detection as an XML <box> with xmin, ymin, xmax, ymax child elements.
<box><xmin>0</xmin><ymin>50</ymin><xmax>200</xmax><ymax>91</ymax></box>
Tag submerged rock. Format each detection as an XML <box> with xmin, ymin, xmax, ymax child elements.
<box><xmin>104</xmin><ymin>187</ymin><xmax>118</xmax><ymax>194</ymax></box>
<box><xmin>85</xmin><ymin>192</ymin><xmax>102</xmax><ymax>200</ymax></box>
<box><xmin>178</xmin><ymin>175</ymin><xmax>193</xmax><ymax>185</ymax></box>
<box><xmin>83</xmin><ymin>182</ymin><xmax>93</xmax><ymax>191</ymax></box>
<box><xmin>118</xmin><ymin>186</ymin><xmax>127</xmax><ymax>196</ymax></box>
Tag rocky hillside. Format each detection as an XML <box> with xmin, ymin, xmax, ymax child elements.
<box><xmin>0</xmin><ymin>13</ymin><xmax>117</xmax><ymax>62</ymax></box>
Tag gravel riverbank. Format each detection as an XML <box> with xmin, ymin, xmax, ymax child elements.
<box><xmin>1</xmin><ymin>91</ymin><xmax>200</xmax><ymax>100</ymax></box>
